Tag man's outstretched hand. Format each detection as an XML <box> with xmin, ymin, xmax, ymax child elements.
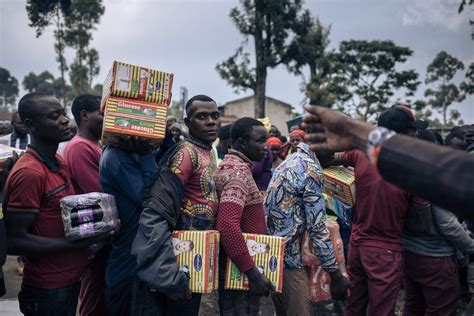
<box><xmin>302</xmin><ymin>104</ymin><xmax>373</xmax><ymax>153</ymax></box>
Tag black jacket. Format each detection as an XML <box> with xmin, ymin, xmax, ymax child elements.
<box><xmin>131</xmin><ymin>166</ymin><xmax>188</xmax><ymax>292</ymax></box>
<box><xmin>378</xmin><ymin>135</ymin><xmax>474</xmax><ymax>218</ymax></box>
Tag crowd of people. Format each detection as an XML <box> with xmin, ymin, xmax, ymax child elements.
<box><xmin>0</xmin><ymin>91</ymin><xmax>472</xmax><ymax>316</ymax></box>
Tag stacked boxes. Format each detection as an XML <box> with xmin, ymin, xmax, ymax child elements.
<box><xmin>101</xmin><ymin>61</ymin><xmax>173</xmax><ymax>142</ymax></box>
<box><xmin>172</xmin><ymin>230</ymin><xmax>219</xmax><ymax>293</ymax></box>
<box><xmin>225</xmin><ymin>233</ymin><xmax>284</xmax><ymax>293</ymax></box>
<box><xmin>102</xmin><ymin>60</ymin><xmax>173</xmax><ymax>109</ymax></box>
<box><xmin>323</xmin><ymin>166</ymin><xmax>356</xmax><ymax>206</ymax></box>
<box><xmin>323</xmin><ymin>193</ymin><xmax>353</xmax><ymax>227</ymax></box>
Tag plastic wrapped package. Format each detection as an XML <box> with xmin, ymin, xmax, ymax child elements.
<box><xmin>61</xmin><ymin>192</ymin><xmax>119</xmax><ymax>241</ymax></box>
<box><xmin>302</xmin><ymin>221</ymin><xmax>348</xmax><ymax>303</ymax></box>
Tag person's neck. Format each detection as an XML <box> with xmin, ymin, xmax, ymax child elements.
<box><xmin>187</xmin><ymin>134</ymin><xmax>212</xmax><ymax>149</ymax></box>
<box><xmin>30</xmin><ymin>138</ymin><xmax>59</xmax><ymax>161</ymax></box>
<box><xmin>78</xmin><ymin>129</ymin><xmax>99</xmax><ymax>143</ymax></box>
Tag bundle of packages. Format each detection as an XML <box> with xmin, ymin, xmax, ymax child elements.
<box><xmin>301</xmin><ymin>221</ymin><xmax>348</xmax><ymax>303</ymax></box>
<box><xmin>61</xmin><ymin>192</ymin><xmax>119</xmax><ymax>241</ymax></box>
<box><xmin>172</xmin><ymin>230</ymin><xmax>220</xmax><ymax>293</ymax></box>
<box><xmin>101</xmin><ymin>61</ymin><xmax>173</xmax><ymax>143</ymax></box>
<box><xmin>0</xmin><ymin>144</ymin><xmax>24</xmax><ymax>169</ymax></box>
<box><xmin>225</xmin><ymin>233</ymin><xmax>284</xmax><ymax>293</ymax></box>
<box><xmin>323</xmin><ymin>166</ymin><xmax>356</xmax><ymax>206</ymax></box>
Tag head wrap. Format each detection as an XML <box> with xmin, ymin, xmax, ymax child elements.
<box><xmin>290</xmin><ymin>129</ymin><xmax>305</xmax><ymax>138</ymax></box>
<box><xmin>267</xmin><ymin>137</ymin><xmax>283</xmax><ymax>147</ymax></box>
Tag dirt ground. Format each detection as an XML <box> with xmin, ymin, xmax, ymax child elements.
<box><xmin>1</xmin><ymin>255</ymin><xmax>469</xmax><ymax>316</ymax></box>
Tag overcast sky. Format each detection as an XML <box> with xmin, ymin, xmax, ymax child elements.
<box><xmin>1</xmin><ymin>0</ymin><xmax>473</xmax><ymax>122</ymax></box>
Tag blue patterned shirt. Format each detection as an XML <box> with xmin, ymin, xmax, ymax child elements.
<box><xmin>264</xmin><ymin>143</ymin><xmax>337</xmax><ymax>272</ymax></box>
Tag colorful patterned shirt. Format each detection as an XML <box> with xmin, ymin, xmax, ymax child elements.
<box><xmin>166</xmin><ymin>136</ymin><xmax>218</xmax><ymax>230</ymax></box>
<box><xmin>265</xmin><ymin>143</ymin><xmax>337</xmax><ymax>272</ymax></box>
<box><xmin>215</xmin><ymin>150</ymin><xmax>267</xmax><ymax>273</ymax></box>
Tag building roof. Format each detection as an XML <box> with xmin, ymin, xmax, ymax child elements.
<box><xmin>222</xmin><ymin>95</ymin><xmax>293</xmax><ymax>110</ymax></box>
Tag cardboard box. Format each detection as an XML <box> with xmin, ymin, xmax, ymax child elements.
<box><xmin>323</xmin><ymin>166</ymin><xmax>356</xmax><ymax>206</ymax></box>
<box><xmin>101</xmin><ymin>97</ymin><xmax>168</xmax><ymax>142</ymax></box>
<box><xmin>323</xmin><ymin>193</ymin><xmax>353</xmax><ymax>227</ymax></box>
<box><xmin>225</xmin><ymin>233</ymin><xmax>284</xmax><ymax>293</ymax></box>
<box><xmin>102</xmin><ymin>60</ymin><xmax>173</xmax><ymax>110</ymax></box>
<box><xmin>172</xmin><ymin>230</ymin><xmax>219</xmax><ymax>293</ymax></box>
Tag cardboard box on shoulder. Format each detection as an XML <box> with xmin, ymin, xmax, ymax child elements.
<box><xmin>323</xmin><ymin>166</ymin><xmax>356</xmax><ymax>206</ymax></box>
<box><xmin>225</xmin><ymin>233</ymin><xmax>284</xmax><ymax>293</ymax></box>
<box><xmin>172</xmin><ymin>230</ymin><xmax>219</xmax><ymax>293</ymax></box>
<box><xmin>102</xmin><ymin>61</ymin><xmax>173</xmax><ymax>110</ymax></box>
<box><xmin>101</xmin><ymin>96</ymin><xmax>168</xmax><ymax>142</ymax></box>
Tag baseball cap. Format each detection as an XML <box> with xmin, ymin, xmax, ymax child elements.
<box><xmin>378</xmin><ymin>105</ymin><xmax>428</xmax><ymax>133</ymax></box>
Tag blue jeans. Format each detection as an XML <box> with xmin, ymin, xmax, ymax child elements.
<box><xmin>18</xmin><ymin>282</ymin><xmax>80</xmax><ymax>316</ymax></box>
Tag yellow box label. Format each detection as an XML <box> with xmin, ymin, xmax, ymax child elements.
<box><xmin>225</xmin><ymin>233</ymin><xmax>284</xmax><ymax>293</ymax></box>
<box><xmin>172</xmin><ymin>230</ymin><xmax>220</xmax><ymax>293</ymax></box>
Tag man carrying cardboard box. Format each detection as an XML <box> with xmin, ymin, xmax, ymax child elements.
<box><xmin>215</xmin><ymin>117</ymin><xmax>273</xmax><ymax>315</ymax></box>
<box><xmin>265</xmin><ymin>142</ymin><xmax>350</xmax><ymax>316</ymax></box>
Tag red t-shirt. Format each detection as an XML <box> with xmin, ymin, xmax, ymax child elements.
<box><xmin>3</xmin><ymin>146</ymin><xmax>88</xmax><ymax>289</ymax></box>
<box><xmin>343</xmin><ymin>150</ymin><xmax>427</xmax><ymax>252</ymax></box>
<box><xmin>63</xmin><ymin>135</ymin><xmax>102</xmax><ymax>194</ymax></box>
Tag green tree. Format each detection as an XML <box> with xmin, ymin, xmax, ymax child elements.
<box><xmin>0</xmin><ymin>68</ymin><xmax>19</xmax><ymax>110</ymax></box>
<box><xmin>461</xmin><ymin>62</ymin><xmax>474</xmax><ymax>95</ymax></box>
<box><xmin>23</xmin><ymin>71</ymin><xmax>74</xmax><ymax>106</ymax></box>
<box><xmin>26</xmin><ymin>0</ymin><xmax>71</xmax><ymax>105</ymax></box>
<box><xmin>283</xmin><ymin>13</ymin><xmax>350</xmax><ymax>109</ymax></box>
<box><xmin>64</xmin><ymin>0</ymin><xmax>104</xmax><ymax>95</ymax></box>
<box><xmin>424</xmin><ymin>51</ymin><xmax>465</xmax><ymax>126</ymax></box>
<box><xmin>216</xmin><ymin>0</ymin><xmax>304</xmax><ymax>118</ymax></box>
<box><xmin>330</xmin><ymin>40</ymin><xmax>420</xmax><ymax>122</ymax></box>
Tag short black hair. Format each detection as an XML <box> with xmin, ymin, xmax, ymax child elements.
<box><xmin>219</xmin><ymin>124</ymin><xmax>232</xmax><ymax>139</ymax></box>
<box><xmin>231</xmin><ymin>117</ymin><xmax>264</xmax><ymax>142</ymax></box>
<box><xmin>18</xmin><ymin>92</ymin><xmax>51</xmax><ymax>122</ymax></box>
<box><xmin>432</xmin><ymin>131</ymin><xmax>444</xmax><ymax>145</ymax></box>
<box><xmin>279</xmin><ymin>135</ymin><xmax>287</xmax><ymax>143</ymax></box>
<box><xmin>185</xmin><ymin>95</ymin><xmax>216</xmax><ymax>115</ymax></box>
<box><xmin>416</xmin><ymin>129</ymin><xmax>437</xmax><ymax>144</ymax></box>
<box><xmin>71</xmin><ymin>94</ymin><xmax>101</xmax><ymax>127</ymax></box>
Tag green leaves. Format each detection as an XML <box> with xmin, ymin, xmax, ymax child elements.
<box><xmin>0</xmin><ymin>68</ymin><xmax>19</xmax><ymax>109</ymax></box>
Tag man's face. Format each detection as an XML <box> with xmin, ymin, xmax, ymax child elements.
<box><xmin>170</xmin><ymin>127</ymin><xmax>182</xmax><ymax>138</ymax></box>
<box><xmin>270</xmin><ymin>145</ymin><xmax>281</xmax><ymax>161</ymax></box>
<box><xmin>269</xmin><ymin>126</ymin><xmax>279</xmax><ymax>137</ymax></box>
<box><xmin>219</xmin><ymin>138</ymin><xmax>232</xmax><ymax>154</ymax></box>
<box><xmin>26</xmin><ymin>97</ymin><xmax>71</xmax><ymax>144</ymax></box>
<box><xmin>12</xmin><ymin>114</ymin><xmax>28</xmax><ymax>135</ymax></box>
<box><xmin>252</xmin><ymin>243</ymin><xmax>269</xmax><ymax>254</ymax></box>
<box><xmin>290</xmin><ymin>134</ymin><xmax>304</xmax><ymax>148</ymax></box>
<box><xmin>177</xmin><ymin>240</ymin><xmax>193</xmax><ymax>252</ymax></box>
<box><xmin>242</xmin><ymin>125</ymin><xmax>268</xmax><ymax>161</ymax></box>
<box><xmin>84</xmin><ymin>109</ymin><xmax>104</xmax><ymax>140</ymax></box>
<box><xmin>465</xmin><ymin>129</ymin><xmax>474</xmax><ymax>146</ymax></box>
<box><xmin>185</xmin><ymin>101</ymin><xmax>220</xmax><ymax>144</ymax></box>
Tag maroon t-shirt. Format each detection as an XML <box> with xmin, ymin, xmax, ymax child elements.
<box><xmin>343</xmin><ymin>150</ymin><xmax>427</xmax><ymax>252</ymax></box>
<box><xmin>3</xmin><ymin>146</ymin><xmax>88</xmax><ymax>289</ymax></box>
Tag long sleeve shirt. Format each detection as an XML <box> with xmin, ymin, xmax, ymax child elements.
<box><xmin>215</xmin><ymin>150</ymin><xmax>267</xmax><ymax>273</ymax></box>
<box><xmin>166</xmin><ymin>137</ymin><xmax>218</xmax><ymax>230</ymax></box>
<box><xmin>404</xmin><ymin>205</ymin><xmax>474</xmax><ymax>256</ymax></box>
<box><xmin>265</xmin><ymin>143</ymin><xmax>337</xmax><ymax>272</ymax></box>
<box><xmin>99</xmin><ymin>147</ymin><xmax>159</xmax><ymax>286</ymax></box>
